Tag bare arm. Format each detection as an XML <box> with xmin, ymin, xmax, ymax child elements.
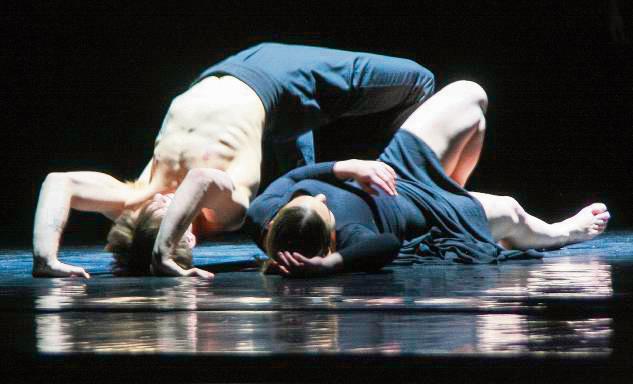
<box><xmin>32</xmin><ymin>172</ymin><xmax>135</xmax><ymax>278</ymax></box>
<box><xmin>151</xmin><ymin>168</ymin><xmax>248</xmax><ymax>277</ymax></box>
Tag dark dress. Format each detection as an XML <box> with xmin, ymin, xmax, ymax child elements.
<box><xmin>245</xmin><ymin>130</ymin><xmax>542</xmax><ymax>272</ymax></box>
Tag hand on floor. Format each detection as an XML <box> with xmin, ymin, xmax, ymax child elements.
<box><xmin>32</xmin><ymin>260</ymin><xmax>90</xmax><ymax>279</ymax></box>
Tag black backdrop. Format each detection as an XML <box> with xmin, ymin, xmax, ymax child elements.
<box><xmin>2</xmin><ymin>0</ymin><xmax>631</xmax><ymax>246</ymax></box>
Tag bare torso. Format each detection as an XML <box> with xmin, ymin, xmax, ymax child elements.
<box><xmin>134</xmin><ymin>76</ymin><xmax>267</xmax><ymax>234</ymax></box>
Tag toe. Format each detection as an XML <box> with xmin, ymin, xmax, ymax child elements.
<box><xmin>591</xmin><ymin>203</ymin><xmax>608</xmax><ymax>215</ymax></box>
<box><xmin>595</xmin><ymin>211</ymin><xmax>611</xmax><ymax>222</ymax></box>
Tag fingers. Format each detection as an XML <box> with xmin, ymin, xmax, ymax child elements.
<box><xmin>286</xmin><ymin>252</ymin><xmax>304</xmax><ymax>268</ymax></box>
<box><xmin>277</xmin><ymin>264</ymin><xmax>291</xmax><ymax>276</ymax></box>
<box><xmin>376</xmin><ymin>167</ymin><xmax>397</xmax><ymax>196</ymax></box>
<box><xmin>278</xmin><ymin>251</ymin><xmax>303</xmax><ymax>268</ymax></box>
<box><xmin>277</xmin><ymin>251</ymin><xmax>315</xmax><ymax>277</ymax></box>
<box><xmin>53</xmin><ymin>263</ymin><xmax>90</xmax><ymax>279</ymax></box>
<box><xmin>272</xmin><ymin>256</ymin><xmax>292</xmax><ymax>276</ymax></box>
<box><xmin>370</xmin><ymin>173</ymin><xmax>396</xmax><ymax>196</ymax></box>
<box><xmin>277</xmin><ymin>251</ymin><xmax>290</xmax><ymax>268</ymax></box>
<box><xmin>187</xmin><ymin>268</ymin><xmax>214</xmax><ymax>279</ymax></box>
<box><xmin>291</xmin><ymin>252</ymin><xmax>311</xmax><ymax>263</ymax></box>
<box><xmin>381</xmin><ymin>162</ymin><xmax>397</xmax><ymax>180</ymax></box>
<box><xmin>346</xmin><ymin>160</ymin><xmax>399</xmax><ymax>196</ymax></box>
<box><xmin>371</xmin><ymin>163</ymin><xmax>397</xmax><ymax>196</ymax></box>
<box><xmin>276</xmin><ymin>252</ymin><xmax>294</xmax><ymax>276</ymax></box>
<box><xmin>154</xmin><ymin>257</ymin><xmax>210</xmax><ymax>278</ymax></box>
<box><xmin>69</xmin><ymin>267</ymin><xmax>90</xmax><ymax>279</ymax></box>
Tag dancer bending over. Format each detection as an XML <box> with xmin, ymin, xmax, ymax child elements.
<box><xmin>245</xmin><ymin>81</ymin><xmax>610</xmax><ymax>276</ymax></box>
<box><xmin>32</xmin><ymin>43</ymin><xmax>434</xmax><ymax>278</ymax></box>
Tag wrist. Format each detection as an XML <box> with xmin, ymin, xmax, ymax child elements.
<box><xmin>33</xmin><ymin>253</ymin><xmax>56</xmax><ymax>267</ymax></box>
<box><xmin>333</xmin><ymin>159</ymin><xmax>358</xmax><ymax>180</ymax></box>
<box><xmin>152</xmin><ymin>240</ymin><xmax>174</xmax><ymax>264</ymax></box>
<box><xmin>32</xmin><ymin>257</ymin><xmax>59</xmax><ymax>274</ymax></box>
<box><xmin>321</xmin><ymin>252</ymin><xmax>344</xmax><ymax>272</ymax></box>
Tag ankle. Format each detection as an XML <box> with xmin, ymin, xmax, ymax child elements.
<box><xmin>551</xmin><ymin>222</ymin><xmax>573</xmax><ymax>246</ymax></box>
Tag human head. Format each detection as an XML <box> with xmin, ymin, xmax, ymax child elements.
<box><xmin>264</xmin><ymin>193</ymin><xmax>336</xmax><ymax>264</ymax></box>
<box><xmin>107</xmin><ymin>193</ymin><xmax>196</xmax><ymax>276</ymax></box>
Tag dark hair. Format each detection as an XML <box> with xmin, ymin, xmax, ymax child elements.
<box><xmin>265</xmin><ymin>205</ymin><xmax>332</xmax><ymax>262</ymax></box>
<box><xmin>107</xmin><ymin>202</ymin><xmax>192</xmax><ymax>276</ymax></box>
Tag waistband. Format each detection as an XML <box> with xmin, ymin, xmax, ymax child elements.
<box><xmin>193</xmin><ymin>62</ymin><xmax>283</xmax><ymax>130</ymax></box>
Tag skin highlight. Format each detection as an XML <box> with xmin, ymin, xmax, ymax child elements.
<box><xmin>32</xmin><ymin>76</ymin><xmax>265</xmax><ymax>278</ymax></box>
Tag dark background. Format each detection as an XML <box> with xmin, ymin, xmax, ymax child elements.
<box><xmin>2</xmin><ymin>0</ymin><xmax>631</xmax><ymax>247</ymax></box>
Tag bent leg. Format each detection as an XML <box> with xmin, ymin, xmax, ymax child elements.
<box><xmin>401</xmin><ymin>80</ymin><xmax>488</xmax><ymax>187</ymax></box>
<box><xmin>470</xmin><ymin>192</ymin><xmax>610</xmax><ymax>250</ymax></box>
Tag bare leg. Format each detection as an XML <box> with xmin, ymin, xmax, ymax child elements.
<box><xmin>451</xmin><ymin>117</ymin><xmax>485</xmax><ymax>187</ymax></box>
<box><xmin>470</xmin><ymin>192</ymin><xmax>611</xmax><ymax>250</ymax></box>
<box><xmin>401</xmin><ymin>80</ymin><xmax>488</xmax><ymax>187</ymax></box>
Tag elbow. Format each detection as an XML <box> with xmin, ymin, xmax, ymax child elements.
<box><xmin>43</xmin><ymin>172</ymin><xmax>70</xmax><ymax>188</ymax></box>
<box><xmin>40</xmin><ymin>172</ymin><xmax>72</xmax><ymax>200</ymax></box>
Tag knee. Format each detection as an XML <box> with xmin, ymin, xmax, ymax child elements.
<box><xmin>419</xmin><ymin>67</ymin><xmax>435</xmax><ymax>97</ymax></box>
<box><xmin>448</xmin><ymin>80</ymin><xmax>488</xmax><ymax>112</ymax></box>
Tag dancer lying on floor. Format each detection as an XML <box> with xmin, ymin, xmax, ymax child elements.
<box><xmin>245</xmin><ymin>80</ymin><xmax>611</xmax><ymax>277</ymax></box>
<box><xmin>32</xmin><ymin>43</ymin><xmax>435</xmax><ymax>278</ymax></box>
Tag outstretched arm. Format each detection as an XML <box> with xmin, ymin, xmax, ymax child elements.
<box><xmin>151</xmin><ymin>168</ymin><xmax>248</xmax><ymax>277</ymax></box>
<box><xmin>32</xmin><ymin>172</ymin><xmax>137</xmax><ymax>278</ymax></box>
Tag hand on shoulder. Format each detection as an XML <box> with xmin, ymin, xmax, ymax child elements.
<box><xmin>333</xmin><ymin>159</ymin><xmax>398</xmax><ymax>196</ymax></box>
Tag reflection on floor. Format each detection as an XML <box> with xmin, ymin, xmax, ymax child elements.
<box><xmin>0</xmin><ymin>231</ymin><xmax>631</xmax><ymax>382</ymax></box>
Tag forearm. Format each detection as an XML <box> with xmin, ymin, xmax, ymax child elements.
<box><xmin>153</xmin><ymin>169</ymin><xmax>243</xmax><ymax>262</ymax></box>
<box><xmin>32</xmin><ymin>173</ymin><xmax>72</xmax><ymax>266</ymax></box>
<box><xmin>332</xmin><ymin>160</ymin><xmax>361</xmax><ymax>180</ymax></box>
<box><xmin>285</xmin><ymin>162</ymin><xmax>337</xmax><ymax>182</ymax></box>
<box><xmin>153</xmin><ymin>176</ymin><xmax>208</xmax><ymax>257</ymax></box>
<box><xmin>338</xmin><ymin>234</ymin><xmax>400</xmax><ymax>272</ymax></box>
<box><xmin>300</xmin><ymin>252</ymin><xmax>345</xmax><ymax>277</ymax></box>
<box><xmin>321</xmin><ymin>252</ymin><xmax>344</xmax><ymax>274</ymax></box>
<box><xmin>328</xmin><ymin>160</ymin><xmax>384</xmax><ymax>182</ymax></box>
<box><xmin>32</xmin><ymin>171</ymin><xmax>133</xmax><ymax>276</ymax></box>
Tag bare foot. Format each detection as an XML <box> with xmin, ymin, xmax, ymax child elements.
<box><xmin>558</xmin><ymin>203</ymin><xmax>610</xmax><ymax>245</ymax></box>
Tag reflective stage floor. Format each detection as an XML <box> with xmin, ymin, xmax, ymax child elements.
<box><xmin>1</xmin><ymin>231</ymin><xmax>632</xmax><ymax>383</ymax></box>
